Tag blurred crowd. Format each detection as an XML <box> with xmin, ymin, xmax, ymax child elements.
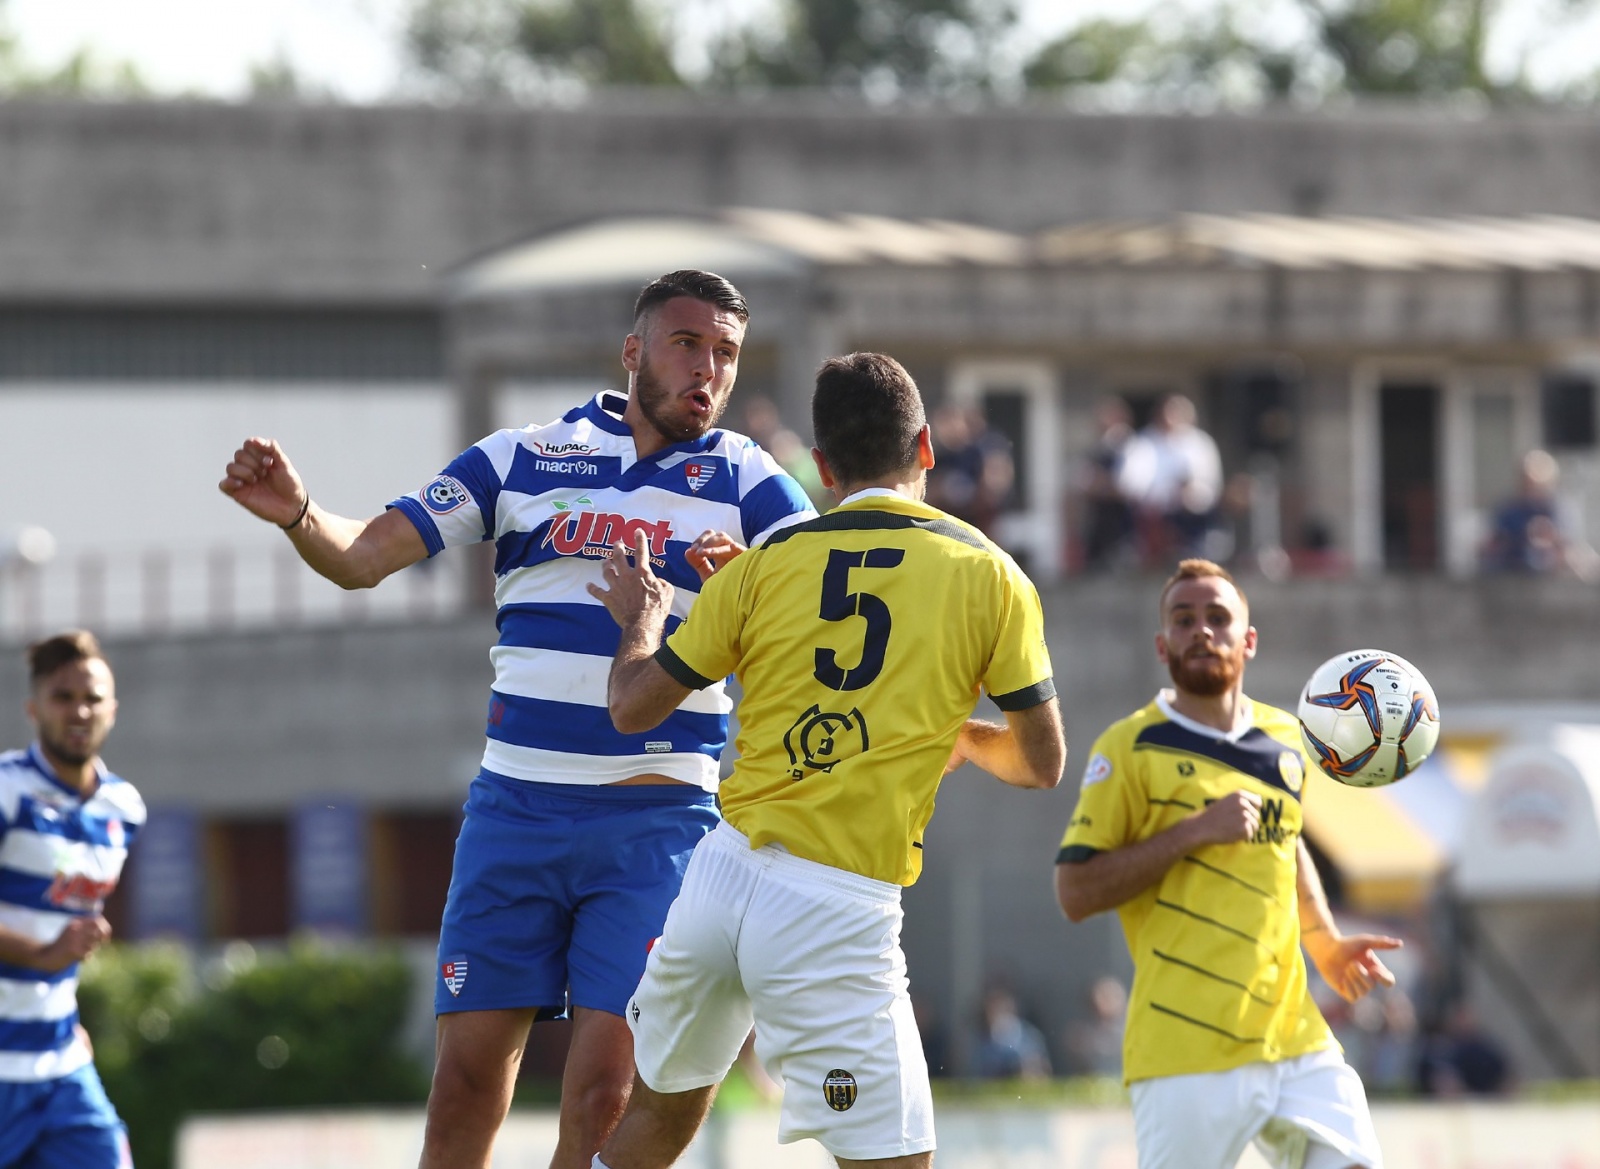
<box><xmin>907</xmin><ymin>969</ymin><xmax>1515</xmax><ymax>1096</ymax></box>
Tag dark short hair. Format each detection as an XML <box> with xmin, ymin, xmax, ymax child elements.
<box><xmin>812</xmin><ymin>353</ymin><xmax>926</xmax><ymax>487</ymax></box>
<box><xmin>633</xmin><ymin>270</ymin><xmax>749</xmax><ymax>328</ymax></box>
<box><xmin>27</xmin><ymin>630</ymin><xmax>106</xmax><ymax>685</ymax></box>
<box><xmin>1158</xmin><ymin>558</ymin><xmax>1248</xmax><ymax>619</ymax></box>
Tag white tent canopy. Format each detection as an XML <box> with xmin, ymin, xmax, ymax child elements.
<box><xmin>1453</xmin><ymin>725</ymin><xmax>1600</xmax><ymax>899</ymax></box>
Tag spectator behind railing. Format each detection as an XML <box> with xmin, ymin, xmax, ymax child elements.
<box><xmin>1481</xmin><ymin>449</ymin><xmax>1600</xmax><ymax>580</ymax></box>
<box><xmin>1116</xmin><ymin>394</ymin><xmax>1224</xmax><ymax>568</ymax></box>
<box><xmin>926</xmin><ymin>404</ymin><xmax>1014</xmax><ymax>537</ymax></box>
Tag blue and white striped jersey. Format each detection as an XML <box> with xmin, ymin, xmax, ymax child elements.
<box><xmin>391</xmin><ymin>391</ymin><xmax>816</xmax><ymax>790</ymax></box>
<box><xmin>0</xmin><ymin>745</ymin><xmax>144</xmax><ymax>1083</ymax></box>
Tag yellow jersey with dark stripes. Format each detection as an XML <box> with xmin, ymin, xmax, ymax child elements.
<box><xmin>658</xmin><ymin>492</ymin><xmax>1054</xmax><ymax>886</ymax></box>
<box><xmin>1057</xmin><ymin>694</ymin><xmax>1336</xmax><ymax>1083</ymax></box>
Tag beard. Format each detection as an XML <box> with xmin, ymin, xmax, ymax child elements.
<box><xmin>38</xmin><ymin>725</ymin><xmax>99</xmax><ymax>769</ymax></box>
<box><xmin>633</xmin><ymin>350</ymin><xmax>726</xmax><ymax>445</ymax></box>
<box><xmin>1166</xmin><ymin>646</ymin><xmax>1245</xmax><ymax>697</ymax></box>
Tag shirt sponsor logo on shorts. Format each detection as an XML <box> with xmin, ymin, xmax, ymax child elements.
<box><xmin>823</xmin><ymin>1069</ymin><xmax>858</xmax><ymax>1112</ymax></box>
<box><xmin>442</xmin><ymin>956</ymin><xmax>469</xmax><ymax>996</ymax></box>
<box><xmin>1081</xmin><ymin>752</ymin><xmax>1113</xmax><ymax>787</ymax></box>
<box><xmin>423</xmin><ymin>475</ymin><xmax>472</xmax><ymax>516</ymax></box>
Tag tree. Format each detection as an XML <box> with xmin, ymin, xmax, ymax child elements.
<box><xmin>1021</xmin><ymin>0</ymin><xmax>1600</xmax><ymax>106</ymax></box>
<box><xmin>0</xmin><ymin>0</ymin><xmax>147</xmax><ymax>97</ymax></box>
<box><xmin>708</xmin><ymin>0</ymin><xmax>1021</xmax><ymax>98</ymax></box>
<box><xmin>406</xmin><ymin>0</ymin><xmax>682</xmax><ymax>97</ymax></box>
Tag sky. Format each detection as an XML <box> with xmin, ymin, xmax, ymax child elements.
<box><xmin>3</xmin><ymin>0</ymin><xmax>1598</xmax><ymax>102</ymax></box>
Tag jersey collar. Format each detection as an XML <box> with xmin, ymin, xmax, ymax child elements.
<box><xmin>837</xmin><ymin>487</ymin><xmax>908</xmax><ymax>507</ymax></box>
<box><xmin>1155</xmin><ymin>689</ymin><xmax>1256</xmax><ymax>743</ymax></box>
<box><xmin>25</xmin><ymin>742</ymin><xmax>106</xmax><ymax>801</ymax></box>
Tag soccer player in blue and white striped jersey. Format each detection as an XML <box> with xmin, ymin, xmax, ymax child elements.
<box><xmin>220</xmin><ymin>270</ymin><xmax>815</xmax><ymax>1169</ymax></box>
<box><xmin>0</xmin><ymin>631</ymin><xmax>143</xmax><ymax>1169</ymax></box>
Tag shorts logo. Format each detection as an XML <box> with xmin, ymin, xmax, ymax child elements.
<box><xmin>423</xmin><ymin>476</ymin><xmax>471</xmax><ymax>516</ymax></box>
<box><xmin>631</xmin><ymin>1001</ymin><xmax>641</xmax><ymax>1023</ymax></box>
<box><xmin>684</xmin><ymin>461</ymin><xmax>717</xmax><ymax>493</ymax></box>
<box><xmin>823</xmin><ymin>1069</ymin><xmax>858</xmax><ymax>1112</ymax></box>
<box><xmin>1177</xmin><ymin>761</ymin><xmax>1195</xmax><ymax>777</ymax></box>
<box><xmin>442</xmin><ymin>956</ymin><xmax>469</xmax><ymax>996</ymax></box>
<box><xmin>1081</xmin><ymin>752</ymin><xmax>1113</xmax><ymax>787</ymax></box>
<box><xmin>783</xmin><ymin>704</ymin><xmax>869</xmax><ymax>779</ymax></box>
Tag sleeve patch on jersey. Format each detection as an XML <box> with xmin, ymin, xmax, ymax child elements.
<box><xmin>1081</xmin><ymin>752</ymin><xmax>1114</xmax><ymax>788</ymax></box>
<box><xmin>423</xmin><ymin>475</ymin><xmax>472</xmax><ymax>516</ymax></box>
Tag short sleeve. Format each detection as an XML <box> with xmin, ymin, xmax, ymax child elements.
<box><xmin>735</xmin><ymin>443</ymin><xmax>816</xmax><ymax>547</ymax></box>
<box><xmin>388</xmin><ymin>443</ymin><xmax>501</xmax><ymax>557</ymax></box>
<box><xmin>982</xmin><ymin>562</ymin><xmax>1055</xmax><ymax>711</ymax></box>
<box><xmin>657</xmin><ymin>552</ymin><xmax>749</xmax><ymax>689</ymax></box>
<box><xmin>1057</xmin><ymin>731</ymin><xmax>1146</xmax><ymax>862</ymax></box>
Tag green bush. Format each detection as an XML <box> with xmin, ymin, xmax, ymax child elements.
<box><xmin>78</xmin><ymin>940</ymin><xmax>430</xmax><ymax>1169</ymax></box>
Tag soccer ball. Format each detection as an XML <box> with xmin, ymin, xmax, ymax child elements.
<box><xmin>1297</xmin><ymin>649</ymin><xmax>1440</xmax><ymax>788</ymax></box>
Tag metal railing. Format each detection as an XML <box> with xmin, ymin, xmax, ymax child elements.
<box><xmin>0</xmin><ymin>544</ymin><xmax>471</xmax><ymax>643</ymax></box>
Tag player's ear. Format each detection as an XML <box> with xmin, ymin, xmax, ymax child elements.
<box><xmin>1242</xmin><ymin>625</ymin><xmax>1259</xmax><ymax>660</ymax></box>
<box><xmin>812</xmin><ymin>447</ymin><xmax>837</xmax><ymax>489</ymax></box>
<box><xmin>916</xmin><ymin>424</ymin><xmax>935</xmax><ymax>470</ymax></box>
<box><xmin>621</xmin><ymin>331</ymin><xmax>642</xmax><ymax>374</ymax></box>
<box><xmin>1154</xmin><ymin>631</ymin><xmax>1170</xmax><ymax>665</ymax></box>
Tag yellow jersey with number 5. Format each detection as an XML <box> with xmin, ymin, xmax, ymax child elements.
<box><xmin>658</xmin><ymin>492</ymin><xmax>1054</xmax><ymax>885</ymax></box>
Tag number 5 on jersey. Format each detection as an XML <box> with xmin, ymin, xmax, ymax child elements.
<box><xmin>814</xmin><ymin>548</ymin><xmax>906</xmax><ymax>691</ymax></box>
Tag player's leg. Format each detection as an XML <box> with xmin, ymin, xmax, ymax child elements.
<box><xmin>420</xmin><ymin>1007</ymin><xmax>536</xmax><ymax>1169</ymax></box>
<box><xmin>421</xmin><ymin>774</ymin><xmax>581</xmax><ymax>1169</ymax></box>
<box><xmin>1254</xmin><ymin>1049</ymin><xmax>1382</xmax><ymax>1169</ymax></box>
<box><xmin>735</xmin><ymin>840</ymin><xmax>935</xmax><ymax>1166</ymax></box>
<box><xmin>590</xmin><ymin>1078</ymin><xmax>719</xmax><ymax>1168</ymax></box>
<box><xmin>595</xmin><ymin>823</ymin><xmax>763</xmax><ymax>1169</ymax></box>
<box><xmin>562</xmin><ymin>787</ymin><xmax>723</xmax><ymax>1167</ymax></box>
<box><xmin>1128</xmin><ymin>1062</ymin><xmax>1275</xmax><ymax>1169</ymax></box>
<box><xmin>834</xmin><ymin>1155</ymin><xmax>932</xmax><ymax>1169</ymax></box>
<box><xmin>548</xmin><ymin>1007</ymin><xmax>636</xmax><ymax>1169</ymax></box>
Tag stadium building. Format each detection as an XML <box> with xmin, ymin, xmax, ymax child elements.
<box><xmin>2</xmin><ymin>96</ymin><xmax>1599</xmax><ymax>1077</ymax></box>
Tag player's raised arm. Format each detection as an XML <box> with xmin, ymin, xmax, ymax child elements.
<box><xmin>219</xmin><ymin>436</ymin><xmax>427</xmax><ymax>589</ymax></box>
<box><xmin>947</xmin><ymin>702</ymin><xmax>1066</xmax><ymax>789</ymax></box>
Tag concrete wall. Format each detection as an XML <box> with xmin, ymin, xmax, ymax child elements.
<box><xmin>8</xmin><ymin>99</ymin><xmax>1600</xmax><ymax>302</ymax></box>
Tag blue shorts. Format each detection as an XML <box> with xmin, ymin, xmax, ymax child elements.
<box><xmin>0</xmin><ymin>1065</ymin><xmax>131</xmax><ymax>1169</ymax></box>
<box><xmin>435</xmin><ymin>771</ymin><xmax>719</xmax><ymax>1019</ymax></box>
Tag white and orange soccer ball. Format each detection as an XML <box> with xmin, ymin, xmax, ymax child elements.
<box><xmin>1297</xmin><ymin>649</ymin><xmax>1440</xmax><ymax>788</ymax></box>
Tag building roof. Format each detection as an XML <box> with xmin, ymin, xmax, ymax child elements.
<box><xmin>453</xmin><ymin>209</ymin><xmax>1600</xmax><ymax>301</ymax></box>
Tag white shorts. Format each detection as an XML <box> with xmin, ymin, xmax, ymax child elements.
<box><xmin>627</xmin><ymin>822</ymin><xmax>935</xmax><ymax>1161</ymax></box>
<box><xmin>1129</xmin><ymin>1049</ymin><xmax>1382</xmax><ymax>1169</ymax></box>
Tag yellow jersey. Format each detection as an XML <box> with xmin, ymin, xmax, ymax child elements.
<box><xmin>659</xmin><ymin>491</ymin><xmax>1054</xmax><ymax>885</ymax></box>
<box><xmin>1057</xmin><ymin>693</ymin><xmax>1336</xmax><ymax>1083</ymax></box>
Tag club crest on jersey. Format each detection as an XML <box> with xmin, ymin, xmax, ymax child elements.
<box><xmin>1279</xmin><ymin>750</ymin><xmax>1305</xmax><ymax>793</ymax></box>
<box><xmin>683</xmin><ymin>461</ymin><xmax>718</xmax><ymax>493</ymax></box>
<box><xmin>423</xmin><ymin>475</ymin><xmax>471</xmax><ymax>516</ymax></box>
<box><xmin>442</xmin><ymin>956</ymin><xmax>469</xmax><ymax>996</ymax></box>
<box><xmin>823</xmin><ymin>1069</ymin><xmax>858</xmax><ymax>1112</ymax></box>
